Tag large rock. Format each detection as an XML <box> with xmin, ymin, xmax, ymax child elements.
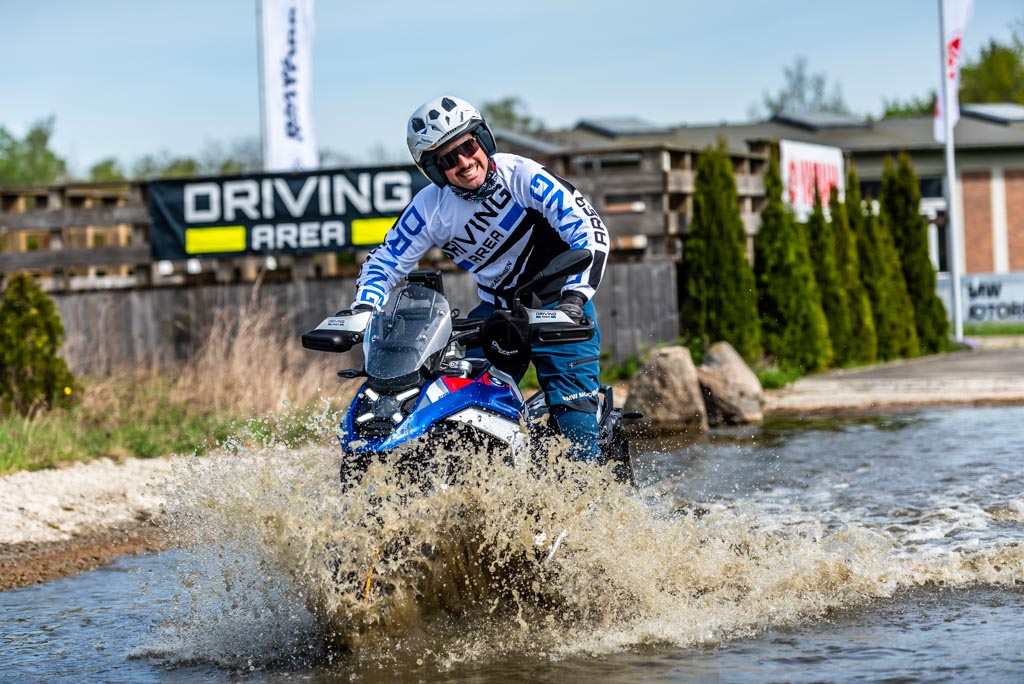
<box><xmin>624</xmin><ymin>346</ymin><xmax>708</xmax><ymax>433</ymax></box>
<box><xmin>697</xmin><ymin>341</ymin><xmax>764</xmax><ymax>425</ymax></box>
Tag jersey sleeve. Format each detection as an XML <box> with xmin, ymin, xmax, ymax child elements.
<box><xmin>351</xmin><ymin>190</ymin><xmax>439</xmax><ymax>309</ymax></box>
<box><xmin>504</xmin><ymin>155</ymin><xmax>609</xmax><ymax>302</ymax></box>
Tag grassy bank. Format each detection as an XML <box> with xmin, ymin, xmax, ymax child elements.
<box><xmin>964</xmin><ymin>322</ymin><xmax>1024</xmax><ymax>336</ymax></box>
<box><xmin>0</xmin><ymin>376</ymin><xmax>231</xmax><ymax>472</ymax></box>
<box><xmin>0</xmin><ymin>305</ymin><xmax>356</xmax><ymax>475</ymax></box>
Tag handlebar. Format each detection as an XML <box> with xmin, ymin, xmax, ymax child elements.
<box><xmin>301</xmin><ymin>247</ymin><xmax>596</xmax><ymax>356</ymax></box>
<box><xmin>302</xmin><ymin>307</ymin><xmax>594</xmax><ymax>355</ymax></box>
<box><xmin>452</xmin><ymin>308</ymin><xmax>594</xmax><ymax>349</ymax></box>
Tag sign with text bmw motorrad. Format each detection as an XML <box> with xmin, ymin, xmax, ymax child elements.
<box><xmin>937</xmin><ymin>272</ymin><xmax>1024</xmax><ymax>324</ymax></box>
<box><xmin>147</xmin><ymin>166</ymin><xmax>429</xmax><ymax>260</ymax></box>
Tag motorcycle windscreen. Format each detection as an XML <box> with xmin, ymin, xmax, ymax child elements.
<box><xmin>363</xmin><ymin>284</ymin><xmax>453</xmax><ymax>381</ymax></box>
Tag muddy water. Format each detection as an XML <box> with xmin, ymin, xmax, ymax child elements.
<box><xmin>2</xmin><ymin>405</ymin><xmax>1023</xmax><ymax>682</ymax></box>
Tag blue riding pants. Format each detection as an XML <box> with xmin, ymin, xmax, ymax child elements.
<box><xmin>469</xmin><ymin>299</ymin><xmax>602</xmax><ymax>462</ymax></box>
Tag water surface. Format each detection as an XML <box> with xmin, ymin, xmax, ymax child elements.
<box><xmin>2</xmin><ymin>405</ymin><xmax>1022</xmax><ymax>682</ymax></box>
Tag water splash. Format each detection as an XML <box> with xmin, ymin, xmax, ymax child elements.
<box><xmin>147</xmin><ymin>405</ymin><xmax>1024</xmax><ymax>670</ymax></box>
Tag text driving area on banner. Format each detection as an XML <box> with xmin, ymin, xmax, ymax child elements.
<box><xmin>148</xmin><ymin>166</ymin><xmax>429</xmax><ymax>261</ymax></box>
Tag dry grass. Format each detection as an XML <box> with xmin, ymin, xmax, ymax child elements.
<box><xmin>1</xmin><ymin>301</ymin><xmax>361</xmax><ymax>473</ymax></box>
<box><xmin>169</xmin><ymin>300</ymin><xmax>355</xmax><ymax>416</ymax></box>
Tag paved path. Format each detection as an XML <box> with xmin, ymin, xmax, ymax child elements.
<box><xmin>764</xmin><ymin>348</ymin><xmax>1024</xmax><ymax>414</ymax></box>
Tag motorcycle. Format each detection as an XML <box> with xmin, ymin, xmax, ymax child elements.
<box><xmin>301</xmin><ymin>249</ymin><xmax>639</xmax><ymax>486</ymax></box>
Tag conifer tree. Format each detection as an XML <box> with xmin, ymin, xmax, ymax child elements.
<box><xmin>880</xmin><ymin>154</ymin><xmax>950</xmax><ymax>353</ymax></box>
<box><xmin>805</xmin><ymin>183</ymin><xmax>853</xmax><ymax>366</ymax></box>
<box><xmin>829</xmin><ymin>186</ymin><xmax>877</xmax><ymax>364</ymax></box>
<box><xmin>754</xmin><ymin>155</ymin><xmax>832</xmax><ymax>372</ymax></box>
<box><xmin>0</xmin><ymin>272</ymin><xmax>76</xmax><ymax>417</ymax></box>
<box><xmin>849</xmin><ymin>166</ymin><xmax>919</xmax><ymax>359</ymax></box>
<box><xmin>680</xmin><ymin>141</ymin><xmax>762</xmax><ymax>363</ymax></box>
<box><xmin>871</xmin><ymin>210</ymin><xmax>921</xmax><ymax>358</ymax></box>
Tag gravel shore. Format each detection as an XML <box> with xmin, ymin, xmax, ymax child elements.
<box><xmin>4</xmin><ymin>343</ymin><xmax>1024</xmax><ymax>591</ymax></box>
<box><xmin>0</xmin><ymin>456</ymin><xmax>177</xmax><ymax>546</ymax></box>
<box><xmin>0</xmin><ymin>456</ymin><xmax>180</xmax><ymax>590</ymax></box>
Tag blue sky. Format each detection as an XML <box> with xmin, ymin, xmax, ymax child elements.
<box><xmin>3</xmin><ymin>0</ymin><xmax>1021</xmax><ymax>175</ymax></box>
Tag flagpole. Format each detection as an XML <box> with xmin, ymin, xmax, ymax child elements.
<box><xmin>257</xmin><ymin>0</ymin><xmax>269</xmax><ymax>172</ymax></box>
<box><xmin>939</xmin><ymin>0</ymin><xmax>964</xmax><ymax>341</ymax></box>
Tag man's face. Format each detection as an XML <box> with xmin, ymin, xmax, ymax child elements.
<box><xmin>436</xmin><ymin>133</ymin><xmax>489</xmax><ymax>190</ymax></box>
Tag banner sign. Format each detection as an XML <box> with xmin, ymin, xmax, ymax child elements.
<box><xmin>779</xmin><ymin>139</ymin><xmax>845</xmax><ymax>222</ymax></box>
<box><xmin>260</xmin><ymin>0</ymin><xmax>318</xmax><ymax>171</ymax></box>
<box><xmin>934</xmin><ymin>0</ymin><xmax>973</xmax><ymax>143</ymax></box>
<box><xmin>148</xmin><ymin>166</ymin><xmax>428</xmax><ymax>261</ymax></box>
<box><xmin>936</xmin><ymin>272</ymin><xmax>1024</xmax><ymax>324</ymax></box>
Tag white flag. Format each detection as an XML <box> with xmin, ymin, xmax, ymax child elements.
<box><xmin>934</xmin><ymin>0</ymin><xmax>973</xmax><ymax>143</ymax></box>
<box><xmin>260</xmin><ymin>0</ymin><xmax>318</xmax><ymax>171</ymax></box>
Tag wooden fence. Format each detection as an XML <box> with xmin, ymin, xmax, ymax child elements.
<box><xmin>508</xmin><ymin>142</ymin><xmax>769</xmax><ymax>256</ymax></box>
<box><xmin>52</xmin><ymin>260</ymin><xmax>678</xmax><ymax>375</ymax></box>
<box><xmin>0</xmin><ymin>184</ymin><xmax>151</xmax><ymax>289</ymax></box>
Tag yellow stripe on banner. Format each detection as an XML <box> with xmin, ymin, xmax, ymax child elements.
<box><xmin>351</xmin><ymin>218</ymin><xmax>396</xmax><ymax>246</ymax></box>
<box><xmin>185</xmin><ymin>226</ymin><xmax>247</xmax><ymax>254</ymax></box>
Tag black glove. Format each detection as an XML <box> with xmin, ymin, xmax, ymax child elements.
<box><xmin>335</xmin><ymin>303</ymin><xmax>374</xmax><ymax>316</ymax></box>
<box><xmin>481</xmin><ymin>303</ymin><xmax>532</xmax><ymax>376</ymax></box>
<box><xmin>555</xmin><ymin>292</ymin><xmax>586</xmax><ymax>324</ymax></box>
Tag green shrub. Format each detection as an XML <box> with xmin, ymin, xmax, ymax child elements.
<box><xmin>0</xmin><ymin>272</ymin><xmax>76</xmax><ymax>417</ymax></box>
<box><xmin>830</xmin><ymin>186</ymin><xmax>877</xmax><ymax>364</ymax></box>
<box><xmin>518</xmin><ymin>363</ymin><xmax>539</xmax><ymax>390</ymax></box>
<box><xmin>806</xmin><ymin>184</ymin><xmax>853</xmax><ymax>366</ymax></box>
<box><xmin>849</xmin><ymin>167</ymin><xmax>920</xmax><ymax>360</ymax></box>
<box><xmin>753</xmin><ymin>154</ymin><xmax>832</xmax><ymax>372</ymax></box>
<box><xmin>755</xmin><ymin>364</ymin><xmax>804</xmax><ymax>390</ymax></box>
<box><xmin>880</xmin><ymin>154</ymin><xmax>950</xmax><ymax>353</ymax></box>
<box><xmin>680</xmin><ymin>140</ymin><xmax>762</xmax><ymax>363</ymax></box>
<box><xmin>599</xmin><ymin>350</ymin><xmax>642</xmax><ymax>384</ymax></box>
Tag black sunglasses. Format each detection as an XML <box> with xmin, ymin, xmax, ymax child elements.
<box><xmin>434</xmin><ymin>137</ymin><xmax>481</xmax><ymax>170</ymax></box>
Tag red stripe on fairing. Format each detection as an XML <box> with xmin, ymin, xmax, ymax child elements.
<box><xmin>442</xmin><ymin>377</ymin><xmax>473</xmax><ymax>392</ymax></box>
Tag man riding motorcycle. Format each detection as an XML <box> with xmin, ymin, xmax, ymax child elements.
<box><xmin>347</xmin><ymin>95</ymin><xmax>610</xmax><ymax>461</ymax></box>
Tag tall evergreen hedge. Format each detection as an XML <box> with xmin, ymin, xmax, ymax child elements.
<box><xmin>680</xmin><ymin>141</ymin><xmax>762</xmax><ymax>363</ymax></box>
<box><xmin>806</xmin><ymin>184</ymin><xmax>853</xmax><ymax>366</ymax></box>
<box><xmin>0</xmin><ymin>272</ymin><xmax>76</xmax><ymax>417</ymax></box>
<box><xmin>879</xmin><ymin>154</ymin><xmax>950</xmax><ymax>353</ymax></box>
<box><xmin>829</xmin><ymin>186</ymin><xmax>877</xmax><ymax>364</ymax></box>
<box><xmin>849</xmin><ymin>167</ymin><xmax>920</xmax><ymax>360</ymax></box>
<box><xmin>754</xmin><ymin>155</ymin><xmax>832</xmax><ymax>372</ymax></box>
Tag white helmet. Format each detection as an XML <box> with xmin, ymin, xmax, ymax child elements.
<box><xmin>407</xmin><ymin>95</ymin><xmax>497</xmax><ymax>186</ymax></box>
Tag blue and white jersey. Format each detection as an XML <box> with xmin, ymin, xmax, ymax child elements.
<box><xmin>352</xmin><ymin>153</ymin><xmax>609</xmax><ymax>309</ymax></box>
